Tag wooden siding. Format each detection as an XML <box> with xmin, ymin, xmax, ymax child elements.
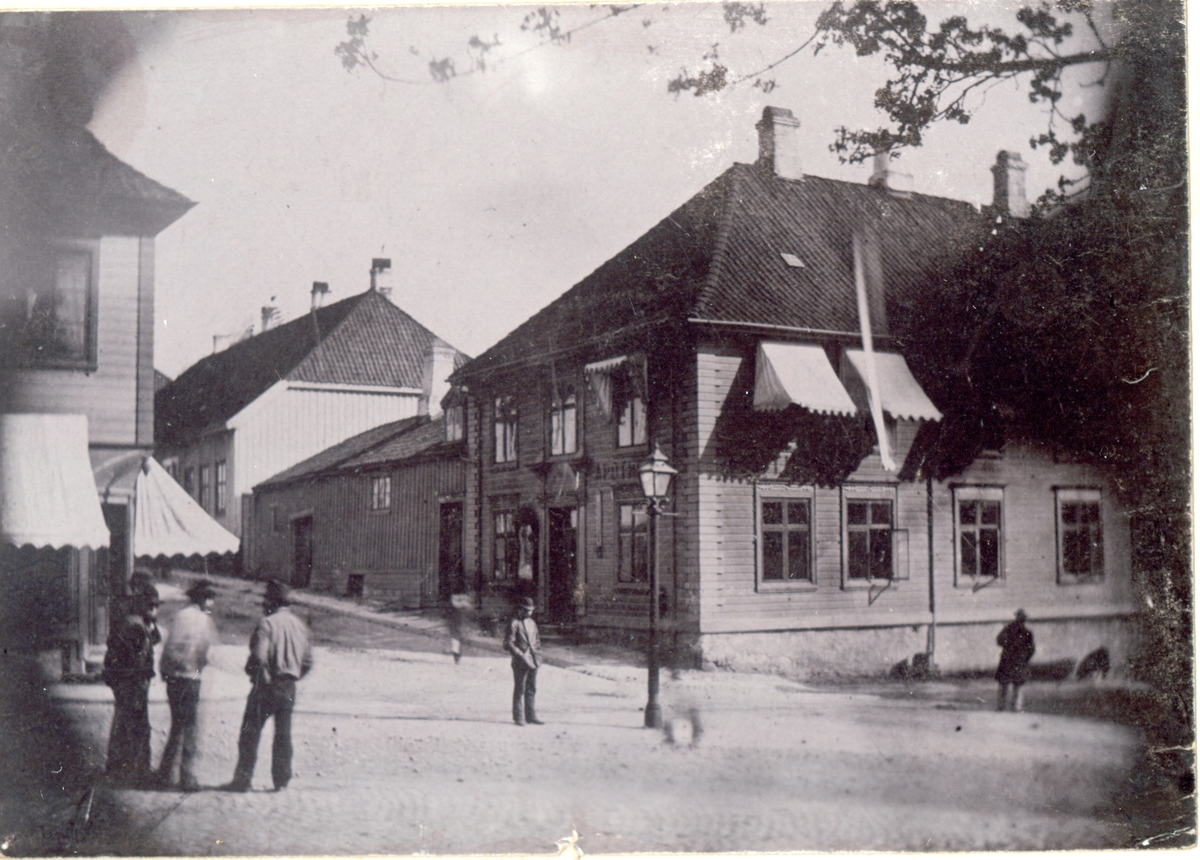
<box><xmin>5</xmin><ymin>236</ymin><xmax>141</xmax><ymax>445</ymax></box>
<box><xmin>247</xmin><ymin>456</ymin><xmax>464</xmax><ymax>608</ymax></box>
<box><xmin>136</xmin><ymin>238</ymin><xmax>155</xmax><ymax>447</ymax></box>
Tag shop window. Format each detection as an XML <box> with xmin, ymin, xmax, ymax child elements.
<box><xmin>492</xmin><ymin>510</ymin><xmax>518</xmax><ymax>580</ymax></box>
<box><xmin>199</xmin><ymin>465</ymin><xmax>211</xmax><ymax>512</ymax></box>
<box><xmin>845</xmin><ymin>497</ymin><xmax>893</xmax><ymax>582</ymax></box>
<box><xmin>370</xmin><ymin>475</ymin><xmax>391</xmax><ymax>511</ymax></box>
<box><xmin>445</xmin><ymin>405</ymin><xmax>464</xmax><ymax>442</ymax></box>
<box><xmin>1057</xmin><ymin>488</ymin><xmax>1103</xmax><ymax>583</ymax></box>
<box><xmin>0</xmin><ymin>242</ymin><xmax>98</xmax><ymax>368</ymax></box>
<box><xmin>215</xmin><ymin>461</ymin><xmax>228</xmax><ymax>516</ymax></box>
<box><xmin>759</xmin><ymin>497</ymin><xmax>812</xmax><ymax>585</ymax></box>
<box><xmin>617</xmin><ymin>503</ymin><xmax>649</xmax><ymax>584</ymax></box>
<box><xmin>955</xmin><ymin>487</ymin><xmax>1003</xmax><ymax>586</ymax></box>
<box><xmin>494</xmin><ymin>396</ymin><xmax>518</xmax><ymax>464</ymax></box>
<box><xmin>549</xmin><ymin>390</ymin><xmax>577</xmax><ymax>456</ymax></box>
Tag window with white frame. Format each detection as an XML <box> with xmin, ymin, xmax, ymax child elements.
<box><xmin>492</xmin><ymin>509</ymin><xmax>518</xmax><ymax>580</ymax></box>
<box><xmin>1056</xmin><ymin>488</ymin><xmax>1103</xmax><ymax>583</ymax></box>
<box><xmin>549</xmin><ymin>389</ymin><xmax>577</xmax><ymax>456</ymax></box>
<box><xmin>493</xmin><ymin>396</ymin><xmax>518</xmax><ymax>464</ymax></box>
<box><xmin>616</xmin><ymin>375</ymin><xmax>647</xmax><ymax>448</ymax></box>
<box><xmin>370</xmin><ymin>475</ymin><xmax>391</xmax><ymax>511</ymax></box>
<box><xmin>445</xmin><ymin>404</ymin><xmax>464</xmax><ymax>442</ymax></box>
<box><xmin>845</xmin><ymin>495</ymin><xmax>893</xmax><ymax>582</ymax></box>
<box><xmin>199</xmin><ymin>465</ymin><xmax>212</xmax><ymax>512</ymax></box>
<box><xmin>954</xmin><ymin>487</ymin><xmax>1003</xmax><ymax>585</ymax></box>
<box><xmin>759</xmin><ymin>496</ymin><xmax>813</xmax><ymax>585</ymax></box>
<box><xmin>215</xmin><ymin>461</ymin><xmax>228</xmax><ymax>516</ymax></box>
<box><xmin>617</xmin><ymin>502</ymin><xmax>649</xmax><ymax>584</ymax></box>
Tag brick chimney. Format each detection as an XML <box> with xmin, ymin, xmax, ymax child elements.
<box><xmin>869</xmin><ymin>151</ymin><xmax>913</xmax><ymax>198</ymax></box>
<box><xmin>990</xmin><ymin>150</ymin><xmax>1030</xmax><ymax>218</ymax></box>
<box><xmin>420</xmin><ymin>340</ymin><xmax>458</xmax><ymax>417</ymax></box>
<box><xmin>310</xmin><ymin>281</ymin><xmax>329</xmax><ymax>311</ymax></box>
<box><xmin>756</xmin><ymin>106</ymin><xmax>804</xmax><ymax>181</ymax></box>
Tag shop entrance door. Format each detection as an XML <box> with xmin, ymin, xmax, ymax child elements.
<box><xmin>546</xmin><ymin>507</ymin><xmax>577</xmax><ymax>624</ymax></box>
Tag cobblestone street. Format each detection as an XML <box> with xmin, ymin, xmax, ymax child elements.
<box><xmin>4</xmin><ymin>575</ymin><xmax>1187</xmax><ymax>855</ymax></box>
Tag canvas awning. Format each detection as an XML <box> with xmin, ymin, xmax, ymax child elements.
<box><xmin>0</xmin><ymin>414</ymin><xmax>110</xmax><ymax>550</ymax></box>
<box><xmin>753</xmin><ymin>342</ymin><xmax>858</xmax><ymax>416</ymax></box>
<box><xmin>583</xmin><ymin>355</ymin><xmax>645</xmax><ymax>421</ymax></box>
<box><xmin>133</xmin><ymin>456</ymin><xmax>240</xmax><ymax>559</ymax></box>
<box><xmin>845</xmin><ymin>350</ymin><xmax>943</xmax><ymax>422</ymax></box>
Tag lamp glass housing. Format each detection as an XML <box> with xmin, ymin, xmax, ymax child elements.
<box><xmin>639</xmin><ymin>444</ymin><xmax>677</xmax><ymax>502</ymax></box>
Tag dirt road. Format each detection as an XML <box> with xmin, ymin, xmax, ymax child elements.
<box><xmin>12</xmin><ymin>575</ymin><xmax>1191</xmax><ymax>854</ymax></box>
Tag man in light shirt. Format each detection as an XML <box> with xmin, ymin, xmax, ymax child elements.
<box><xmin>156</xmin><ymin>578</ymin><xmax>219</xmax><ymax>791</ymax></box>
<box><xmin>227</xmin><ymin>579</ymin><xmax>313</xmax><ymax>792</ymax></box>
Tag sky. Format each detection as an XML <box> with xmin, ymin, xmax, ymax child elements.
<box><xmin>84</xmin><ymin>2</ymin><xmax>1113</xmax><ymax>379</ymax></box>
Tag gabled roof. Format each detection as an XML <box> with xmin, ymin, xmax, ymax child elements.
<box><xmin>256</xmin><ymin>413</ymin><xmax>459</xmax><ymax>490</ymax></box>
<box><xmin>456</xmin><ymin>162</ymin><xmax>978</xmax><ymax>378</ymax></box>
<box><xmin>156</xmin><ymin>290</ymin><xmax>469</xmax><ymax>447</ymax></box>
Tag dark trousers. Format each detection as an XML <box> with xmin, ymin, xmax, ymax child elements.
<box><xmin>511</xmin><ymin>660</ymin><xmax>537</xmax><ymax>723</ymax></box>
<box><xmin>233</xmin><ymin>678</ymin><xmax>296</xmax><ymax>789</ymax></box>
<box><xmin>106</xmin><ymin>678</ymin><xmax>152</xmax><ymax>784</ymax></box>
<box><xmin>159</xmin><ymin>678</ymin><xmax>201</xmax><ymax>785</ymax></box>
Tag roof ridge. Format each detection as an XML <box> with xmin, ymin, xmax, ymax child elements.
<box><xmin>692</xmin><ymin>166</ymin><xmax>741</xmax><ymax>318</ymax></box>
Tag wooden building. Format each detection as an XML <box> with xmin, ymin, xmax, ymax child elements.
<box><xmin>448</xmin><ymin>107</ymin><xmax>1137</xmax><ymax>678</ymax></box>
<box><xmin>0</xmin><ymin>27</ymin><xmax>195</xmax><ymax>675</ymax></box>
<box><xmin>155</xmin><ymin>286</ymin><xmax>468</xmax><ymax>541</ymax></box>
<box><xmin>245</xmin><ymin>411</ymin><xmax>467</xmax><ymax>608</ymax></box>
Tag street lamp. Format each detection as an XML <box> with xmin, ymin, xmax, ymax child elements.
<box><xmin>639</xmin><ymin>443</ymin><xmax>677</xmax><ymax>729</ymax></box>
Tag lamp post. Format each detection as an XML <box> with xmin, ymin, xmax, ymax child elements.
<box><xmin>639</xmin><ymin>443</ymin><xmax>677</xmax><ymax>729</ymax></box>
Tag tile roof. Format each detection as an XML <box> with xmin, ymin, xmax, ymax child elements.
<box><xmin>456</xmin><ymin>162</ymin><xmax>979</xmax><ymax>378</ymax></box>
<box><xmin>255</xmin><ymin>415</ymin><xmax>429</xmax><ymax>489</ymax></box>
<box><xmin>155</xmin><ymin>290</ymin><xmax>470</xmax><ymax>447</ymax></box>
<box><xmin>256</xmin><ymin>414</ymin><xmax>459</xmax><ymax>489</ymax></box>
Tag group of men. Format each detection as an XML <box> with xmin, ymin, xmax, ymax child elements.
<box><xmin>102</xmin><ymin>577</ymin><xmax>313</xmax><ymax>793</ymax></box>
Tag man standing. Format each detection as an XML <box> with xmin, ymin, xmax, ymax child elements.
<box><xmin>996</xmin><ymin>609</ymin><xmax>1035</xmax><ymax>712</ymax></box>
<box><xmin>227</xmin><ymin>580</ymin><xmax>312</xmax><ymax>792</ymax></box>
<box><xmin>102</xmin><ymin>584</ymin><xmax>160</xmax><ymax>787</ymax></box>
<box><xmin>504</xmin><ymin>596</ymin><xmax>542</xmax><ymax>726</ymax></box>
<box><xmin>157</xmin><ymin>578</ymin><xmax>219</xmax><ymax>791</ymax></box>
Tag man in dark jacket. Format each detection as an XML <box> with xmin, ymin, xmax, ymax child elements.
<box><xmin>227</xmin><ymin>580</ymin><xmax>312</xmax><ymax>792</ymax></box>
<box><xmin>996</xmin><ymin>609</ymin><xmax>1035</xmax><ymax>712</ymax></box>
<box><xmin>504</xmin><ymin>597</ymin><xmax>542</xmax><ymax>726</ymax></box>
<box><xmin>103</xmin><ymin>585</ymin><xmax>160</xmax><ymax>787</ymax></box>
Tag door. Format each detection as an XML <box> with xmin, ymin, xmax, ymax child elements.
<box><xmin>438</xmin><ymin>502</ymin><xmax>464</xmax><ymax>602</ymax></box>
<box><xmin>547</xmin><ymin>507</ymin><xmax>577</xmax><ymax>624</ymax></box>
<box><xmin>292</xmin><ymin>515</ymin><xmax>313</xmax><ymax>588</ymax></box>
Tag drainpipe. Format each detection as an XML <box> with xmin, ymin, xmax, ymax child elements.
<box><xmin>927</xmin><ymin>471</ymin><xmax>937</xmax><ymax>669</ymax></box>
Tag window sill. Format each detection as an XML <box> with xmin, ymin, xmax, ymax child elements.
<box><xmin>1057</xmin><ymin>576</ymin><xmax>1105</xmax><ymax>586</ymax></box>
<box><xmin>955</xmin><ymin>576</ymin><xmax>1003</xmax><ymax>589</ymax></box>
<box><xmin>841</xmin><ymin>579</ymin><xmax>902</xmax><ymax>590</ymax></box>
<box><xmin>756</xmin><ymin>581</ymin><xmax>818</xmax><ymax>593</ymax></box>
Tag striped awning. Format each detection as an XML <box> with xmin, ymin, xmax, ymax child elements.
<box><xmin>584</xmin><ymin>355</ymin><xmax>646</xmax><ymax>421</ymax></box>
<box><xmin>0</xmin><ymin>414</ymin><xmax>110</xmax><ymax>550</ymax></box>
<box><xmin>134</xmin><ymin>456</ymin><xmax>239</xmax><ymax>559</ymax></box>
<box><xmin>753</xmin><ymin>342</ymin><xmax>857</xmax><ymax>416</ymax></box>
<box><xmin>845</xmin><ymin>350</ymin><xmax>942</xmax><ymax>422</ymax></box>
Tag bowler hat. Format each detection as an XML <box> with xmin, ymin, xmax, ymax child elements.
<box><xmin>519</xmin><ymin>597</ymin><xmax>535</xmax><ymax>611</ymax></box>
<box><xmin>187</xmin><ymin>579</ymin><xmax>217</xmax><ymax>603</ymax></box>
<box><xmin>264</xmin><ymin>579</ymin><xmax>291</xmax><ymax>607</ymax></box>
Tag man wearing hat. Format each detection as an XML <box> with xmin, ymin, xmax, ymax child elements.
<box><xmin>156</xmin><ymin>578</ymin><xmax>220</xmax><ymax>791</ymax></box>
<box><xmin>503</xmin><ymin>597</ymin><xmax>542</xmax><ymax>725</ymax></box>
<box><xmin>102</xmin><ymin>581</ymin><xmax>161</xmax><ymax>787</ymax></box>
<box><xmin>228</xmin><ymin>579</ymin><xmax>313</xmax><ymax>791</ymax></box>
<box><xmin>995</xmin><ymin>609</ymin><xmax>1035</xmax><ymax>712</ymax></box>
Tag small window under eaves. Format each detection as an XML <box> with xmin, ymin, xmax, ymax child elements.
<box><xmin>780</xmin><ymin>252</ymin><xmax>805</xmax><ymax>268</ymax></box>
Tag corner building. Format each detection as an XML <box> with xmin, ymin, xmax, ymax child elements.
<box><xmin>450</xmin><ymin>107</ymin><xmax>1137</xmax><ymax>679</ymax></box>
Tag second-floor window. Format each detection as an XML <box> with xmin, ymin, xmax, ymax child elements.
<box><xmin>618</xmin><ymin>503</ymin><xmax>649</xmax><ymax>584</ymax></box>
<box><xmin>0</xmin><ymin>242</ymin><xmax>98</xmax><ymax>368</ymax></box>
<box><xmin>445</xmin><ymin>405</ymin><xmax>464</xmax><ymax>442</ymax></box>
<box><xmin>371</xmin><ymin>475</ymin><xmax>391</xmax><ymax>511</ymax></box>
<box><xmin>549</xmin><ymin>390</ymin><xmax>577</xmax><ymax>456</ymax></box>
<box><xmin>494</xmin><ymin>396</ymin><xmax>518</xmax><ymax>463</ymax></box>
<box><xmin>215</xmin><ymin>461</ymin><xmax>227</xmax><ymax>516</ymax></box>
<box><xmin>199</xmin><ymin>465</ymin><xmax>212</xmax><ymax>512</ymax></box>
<box><xmin>617</xmin><ymin>389</ymin><xmax>646</xmax><ymax>448</ymax></box>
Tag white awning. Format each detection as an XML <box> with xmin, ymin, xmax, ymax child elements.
<box><xmin>134</xmin><ymin>456</ymin><xmax>240</xmax><ymax>559</ymax></box>
<box><xmin>584</xmin><ymin>355</ymin><xmax>646</xmax><ymax>421</ymax></box>
<box><xmin>845</xmin><ymin>350</ymin><xmax>943</xmax><ymax>422</ymax></box>
<box><xmin>0</xmin><ymin>414</ymin><xmax>110</xmax><ymax>550</ymax></box>
<box><xmin>753</xmin><ymin>342</ymin><xmax>858</xmax><ymax>416</ymax></box>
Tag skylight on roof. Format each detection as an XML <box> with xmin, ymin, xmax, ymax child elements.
<box><xmin>780</xmin><ymin>253</ymin><xmax>805</xmax><ymax>268</ymax></box>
